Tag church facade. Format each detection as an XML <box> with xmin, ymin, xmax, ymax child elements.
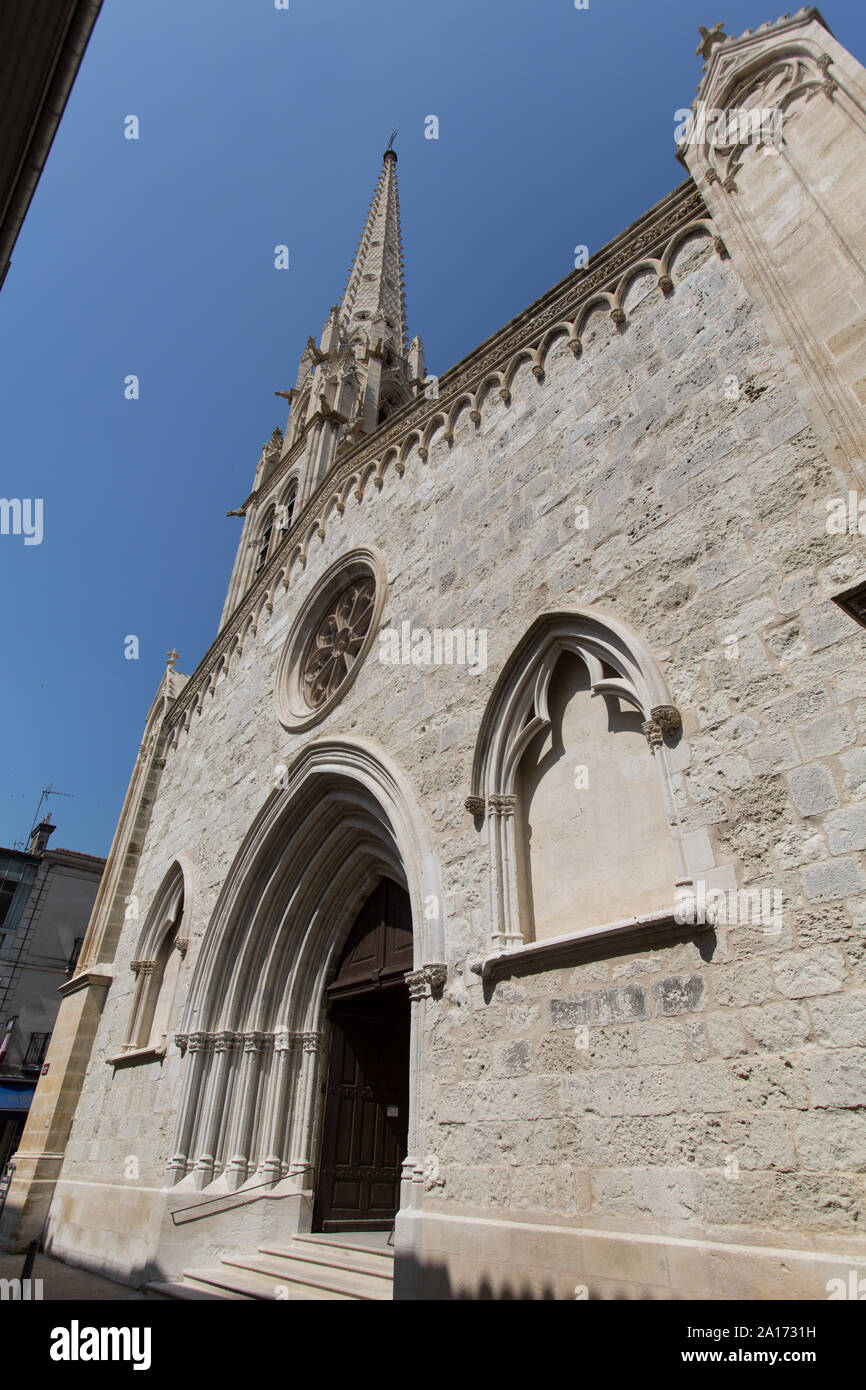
<box><xmin>4</xmin><ymin>9</ymin><xmax>866</xmax><ymax>1299</ymax></box>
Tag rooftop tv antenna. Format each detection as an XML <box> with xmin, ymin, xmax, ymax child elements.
<box><xmin>27</xmin><ymin>784</ymin><xmax>73</xmax><ymax>840</ymax></box>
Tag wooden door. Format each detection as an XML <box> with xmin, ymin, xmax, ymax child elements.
<box><xmin>314</xmin><ymin>879</ymin><xmax>413</xmax><ymax>1231</ymax></box>
<box><xmin>315</xmin><ymin>996</ymin><xmax>409</xmax><ymax>1230</ymax></box>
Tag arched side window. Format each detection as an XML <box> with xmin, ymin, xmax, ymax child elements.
<box><xmin>468</xmin><ymin>610</ymin><xmax>694</xmax><ymax>951</ymax></box>
<box><xmin>254</xmin><ymin>507</ymin><xmax>276</xmax><ymax>576</ymax></box>
<box><xmin>123</xmin><ymin>863</ymin><xmax>187</xmax><ymax>1056</ymax></box>
<box><xmin>278</xmin><ymin>480</ymin><xmax>297</xmax><ymax>535</ymax></box>
<box><xmin>290</xmin><ymin>389</ymin><xmax>311</xmax><ymax>445</ymax></box>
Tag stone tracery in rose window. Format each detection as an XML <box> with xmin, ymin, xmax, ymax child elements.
<box><xmin>301</xmin><ymin>576</ymin><xmax>376</xmax><ymax>709</ymax></box>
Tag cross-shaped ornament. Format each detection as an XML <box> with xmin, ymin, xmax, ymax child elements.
<box><xmin>166</xmin><ymin>649</ymin><xmax>179</xmax><ymax>670</ymax></box>
<box><xmin>696</xmin><ymin>22</ymin><xmax>727</xmax><ymax>61</ymax></box>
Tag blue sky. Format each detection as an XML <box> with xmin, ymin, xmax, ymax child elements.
<box><xmin>2</xmin><ymin>0</ymin><xmax>865</xmax><ymax>857</ymax></box>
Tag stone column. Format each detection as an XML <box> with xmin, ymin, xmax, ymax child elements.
<box><xmin>223</xmin><ymin>1031</ymin><xmax>268</xmax><ymax>1189</ymax></box>
<box><xmin>488</xmin><ymin>794</ymin><xmax>523</xmax><ymax>949</ymax></box>
<box><xmin>192</xmin><ymin>1031</ymin><xmax>238</xmax><ymax>1188</ymax></box>
<box><xmin>403</xmin><ymin>965</ymin><xmax>447</xmax><ymax>1198</ymax></box>
<box><xmin>288</xmin><ymin>1032</ymin><xmax>324</xmax><ymax>1184</ymax></box>
<box><xmin>642</xmin><ymin>704</ymin><xmax>692</xmax><ymax>892</ymax></box>
<box><xmin>165</xmin><ymin>1030</ymin><xmax>212</xmax><ymax>1183</ymax></box>
<box><xmin>258</xmin><ymin>1031</ymin><xmax>294</xmax><ymax>1182</ymax></box>
<box><xmin>124</xmin><ymin>960</ymin><xmax>155</xmax><ymax>1048</ymax></box>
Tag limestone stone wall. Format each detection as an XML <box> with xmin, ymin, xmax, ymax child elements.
<box><xmin>45</xmin><ymin>225</ymin><xmax>866</xmax><ymax>1294</ymax></box>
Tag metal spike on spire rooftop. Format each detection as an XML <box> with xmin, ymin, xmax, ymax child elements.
<box><xmin>339</xmin><ymin>143</ymin><xmax>408</xmax><ymax>356</ymax></box>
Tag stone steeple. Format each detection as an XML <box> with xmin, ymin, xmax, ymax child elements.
<box><xmin>340</xmin><ymin>146</ymin><xmax>408</xmax><ymax>359</ymax></box>
<box><xmin>284</xmin><ymin>145</ymin><xmax>425</xmax><ymax>506</ymax></box>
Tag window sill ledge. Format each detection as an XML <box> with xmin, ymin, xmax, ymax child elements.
<box><xmin>107</xmin><ymin>1043</ymin><xmax>167</xmax><ymax>1069</ymax></box>
<box><xmin>469</xmin><ymin>905</ymin><xmax>713</xmax><ymax>981</ymax></box>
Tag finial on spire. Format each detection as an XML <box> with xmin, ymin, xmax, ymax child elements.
<box><xmin>385</xmin><ymin>128</ymin><xmax>398</xmax><ymax>158</ymax></box>
<box><xmin>166</xmin><ymin>649</ymin><xmax>179</xmax><ymax>671</ymax></box>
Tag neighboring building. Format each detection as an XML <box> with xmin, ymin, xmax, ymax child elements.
<box><xmin>0</xmin><ymin>0</ymin><xmax>103</xmax><ymax>293</ymax></box>
<box><xmin>3</xmin><ymin>9</ymin><xmax>866</xmax><ymax>1300</ymax></box>
<box><xmin>0</xmin><ymin>820</ymin><xmax>104</xmax><ymax>1177</ymax></box>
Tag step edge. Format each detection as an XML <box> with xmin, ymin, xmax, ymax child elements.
<box><xmin>219</xmin><ymin>1254</ymin><xmax>391</xmax><ymax>1299</ymax></box>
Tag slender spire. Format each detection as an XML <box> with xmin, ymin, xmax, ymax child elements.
<box><xmin>340</xmin><ymin>144</ymin><xmax>408</xmax><ymax>357</ymax></box>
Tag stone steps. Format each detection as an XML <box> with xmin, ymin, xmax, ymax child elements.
<box><xmin>149</xmin><ymin>1232</ymin><xmax>394</xmax><ymax>1301</ymax></box>
<box><xmin>262</xmin><ymin>1235</ymin><xmax>394</xmax><ymax>1281</ymax></box>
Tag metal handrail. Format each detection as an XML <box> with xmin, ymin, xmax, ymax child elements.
<box><xmin>170</xmin><ymin>1172</ymin><xmax>300</xmax><ymax>1225</ymax></box>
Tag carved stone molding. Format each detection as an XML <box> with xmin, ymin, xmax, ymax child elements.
<box><xmin>130</xmin><ymin>959</ymin><xmax>155</xmax><ymax>977</ymax></box>
<box><xmin>406</xmin><ymin>963</ymin><xmax>447</xmax><ymax>1000</ymax></box>
<box><xmin>487</xmin><ymin>794</ymin><xmax>517</xmax><ymax>818</ymax></box>
<box><xmin>642</xmin><ymin>719</ymin><xmax>663</xmax><ymax>751</ymax></box>
<box><xmin>651</xmin><ymin>704</ymin><xmax>682</xmax><ymax>735</ymax></box>
<box><xmin>464</xmin><ymin>795</ymin><xmax>486</xmax><ymax>818</ymax></box>
<box><xmin>472</xmin><ymin>904</ymin><xmax>713</xmax><ymax>981</ymax></box>
<box><xmin>289</xmin><ymin>1031</ymin><xmax>322</xmax><ymax>1053</ymax></box>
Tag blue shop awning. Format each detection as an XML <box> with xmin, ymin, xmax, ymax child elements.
<box><xmin>0</xmin><ymin>1084</ymin><xmax>35</xmax><ymax>1113</ymax></box>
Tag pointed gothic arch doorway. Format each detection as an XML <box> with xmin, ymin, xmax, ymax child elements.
<box><xmin>313</xmin><ymin>878</ymin><xmax>413</xmax><ymax>1232</ymax></box>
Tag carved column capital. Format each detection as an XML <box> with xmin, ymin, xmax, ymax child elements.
<box><xmin>642</xmin><ymin>719</ymin><xmax>663</xmax><ymax>750</ymax></box>
<box><xmin>488</xmin><ymin>794</ymin><xmax>517</xmax><ymax>818</ymax></box>
<box><xmin>130</xmin><ymin>959</ymin><xmax>155</xmax><ymax>977</ymax></box>
<box><xmin>290</xmin><ymin>1031</ymin><xmax>322</xmax><ymax>1054</ymax></box>
<box><xmin>187</xmin><ymin>1030</ymin><xmax>213</xmax><ymax>1054</ymax></box>
<box><xmin>406</xmin><ymin>963</ymin><xmax>447</xmax><ymax>1001</ymax></box>
<box><xmin>242</xmin><ymin>1030</ymin><xmax>266</xmax><ymax>1054</ymax></box>
<box><xmin>214</xmin><ymin>1030</ymin><xmax>240</xmax><ymax>1053</ymax></box>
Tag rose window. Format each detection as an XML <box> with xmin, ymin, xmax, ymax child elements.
<box><xmin>301</xmin><ymin>576</ymin><xmax>376</xmax><ymax>709</ymax></box>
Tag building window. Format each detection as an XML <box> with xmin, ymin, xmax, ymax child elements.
<box><xmin>254</xmin><ymin>510</ymin><xmax>275</xmax><ymax>575</ymax></box>
<box><xmin>274</xmin><ymin>548</ymin><xmax>387</xmax><ymax>732</ymax></box>
<box><xmin>66</xmin><ymin>936</ymin><xmax>84</xmax><ymax>975</ymax></box>
<box><xmin>0</xmin><ymin>881</ymin><xmax>15</xmax><ymax>929</ymax></box>
<box><xmin>21</xmin><ymin>1032</ymin><xmax>50</xmax><ymax>1071</ymax></box>
<box><xmin>124</xmin><ymin>865</ymin><xmax>186</xmax><ymax>1055</ymax></box>
<box><xmin>833</xmin><ymin>578</ymin><xmax>866</xmax><ymax>630</ymax></box>
<box><xmin>0</xmin><ymin>859</ymin><xmax>36</xmax><ymax>932</ymax></box>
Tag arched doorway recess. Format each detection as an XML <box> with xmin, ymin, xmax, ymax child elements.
<box><xmin>314</xmin><ymin>878</ymin><xmax>412</xmax><ymax>1232</ymax></box>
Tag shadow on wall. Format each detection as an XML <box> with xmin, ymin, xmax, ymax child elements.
<box><xmin>393</xmin><ymin>1252</ymin><xmax>672</xmax><ymax>1301</ymax></box>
